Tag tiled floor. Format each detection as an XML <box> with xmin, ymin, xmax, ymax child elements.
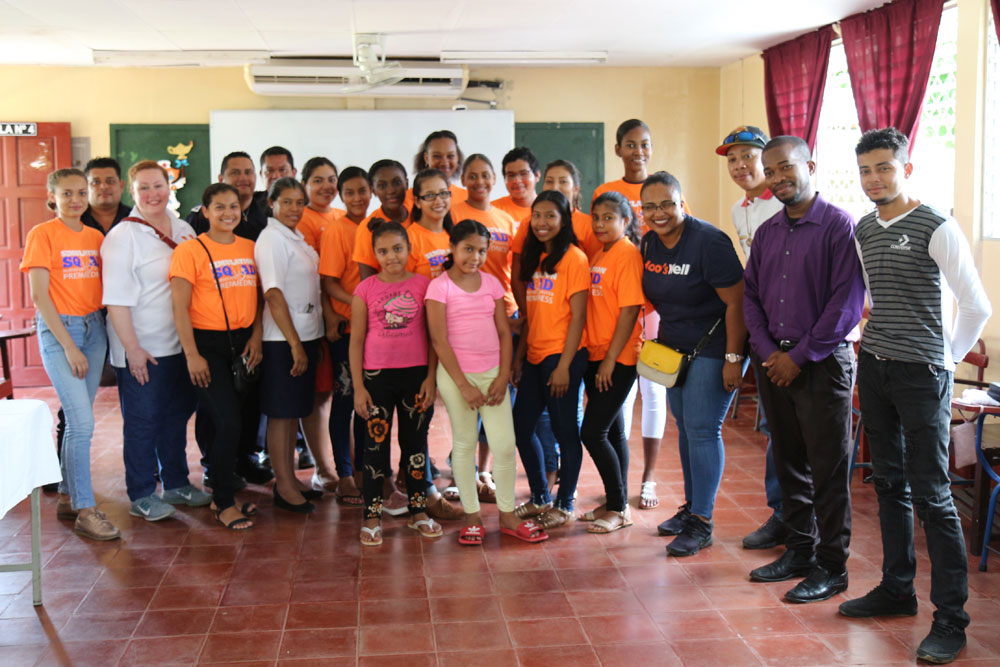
<box><xmin>2</xmin><ymin>387</ymin><xmax>1000</xmax><ymax>666</ymax></box>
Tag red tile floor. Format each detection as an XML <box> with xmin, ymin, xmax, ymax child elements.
<box><xmin>3</xmin><ymin>386</ymin><xmax>1000</xmax><ymax>666</ymax></box>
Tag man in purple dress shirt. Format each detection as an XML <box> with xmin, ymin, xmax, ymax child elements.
<box><xmin>742</xmin><ymin>136</ymin><xmax>866</xmax><ymax>603</ymax></box>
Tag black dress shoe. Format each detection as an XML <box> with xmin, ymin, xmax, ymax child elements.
<box><xmin>238</xmin><ymin>459</ymin><xmax>275</xmax><ymax>485</ymax></box>
<box><xmin>749</xmin><ymin>549</ymin><xmax>815</xmax><ymax>582</ymax></box>
<box><xmin>742</xmin><ymin>511</ymin><xmax>787</xmax><ymax>550</ymax></box>
<box><xmin>785</xmin><ymin>565</ymin><xmax>848</xmax><ymax>603</ymax></box>
<box><xmin>273</xmin><ymin>489</ymin><xmax>315</xmax><ymax>514</ymax></box>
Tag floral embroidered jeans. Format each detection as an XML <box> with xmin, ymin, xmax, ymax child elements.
<box><xmin>360</xmin><ymin>365</ymin><xmax>434</xmax><ymax>520</ymax></box>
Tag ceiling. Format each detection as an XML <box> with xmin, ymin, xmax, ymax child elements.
<box><xmin>0</xmin><ymin>0</ymin><xmax>888</xmax><ymax>68</ymax></box>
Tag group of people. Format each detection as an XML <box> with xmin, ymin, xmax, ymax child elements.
<box><xmin>21</xmin><ymin>119</ymin><xmax>991</xmax><ymax>664</ymax></box>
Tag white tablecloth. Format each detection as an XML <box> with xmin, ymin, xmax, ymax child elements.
<box><xmin>0</xmin><ymin>400</ymin><xmax>61</xmax><ymax>519</ymax></box>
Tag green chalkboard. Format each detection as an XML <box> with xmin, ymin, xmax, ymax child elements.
<box><xmin>110</xmin><ymin>124</ymin><xmax>210</xmax><ymax>218</ymax></box>
<box><xmin>514</xmin><ymin>122</ymin><xmax>604</xmax><ymax>213</ymax></box>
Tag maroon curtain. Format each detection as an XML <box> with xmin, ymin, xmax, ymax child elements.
<box><xmin>762</xmin><ymin>25</ymin><xmax>834</xmax><ymax>150</ymax></box>
<box><xmin>840</xmin><ymin>0</ymin><xmax>944</xmax><ymax>151</ymax></box>
<box><xmin>993</xmin><ymin>0</ymin><xmax>1000</xmax><ymax>42</ymax></box>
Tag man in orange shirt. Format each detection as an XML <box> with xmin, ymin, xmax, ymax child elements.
<box><xmin>492</xmin><ymin>147</ymin><xmax>540</xmax><ymax>224</ymax></box>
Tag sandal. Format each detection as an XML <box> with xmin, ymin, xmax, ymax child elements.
<box><xmin>578</xmin><ymin>505</ymin><xmax>606</xmax><ymax>522</ymax></box>
<box><xmin>442</xmin><ymin>485</ymin><xmax>461</xmax><ymax>501</ymax></box>
<box><xmin>588</xmin><ymin>510</ymin><xmax>634</xmax><ymax>534</ymax></box>
<box><xmin>500</xmin><ymin>520</ymin><xmax>549</xmax><ymax>543</ymax></box>
<box><xmin>476</xmin><ymin>479</ymin><xmax>496</xmax><ymax>504</ymax></box>
<box><xmin>215</xmin><ymin>508</ymin><xmax>253</xmax><ymax>531</ymax></box>
<box><xmin>360</xmin><ymin>525</ymin><xmax>383</xmax><ymax>547</ymax></box>
<box><xmin>639</xmin><ymin>481</ymin><xmax>659</xmax><ymax>509</ymax></box>
<box><xmin>513</xmin><ymin>501</ymin><xmax>552</xmax><ymax>519</ymax></box>
<box><xmin>335</xmin><ymin>492</ymin><xmax>364</xmax><ymax>507</ymax></box>
<box><xmin>458</xmin><ymin>524</ymin><xmax>484</xmax><ymax>546</ymax></box>
<box><xmin>426</xmin><ymin>495</ymin><xmax>464</xmax><ymax>521</ymax></box>
<box><xmin>407</xmin><ymin>518</ymin><xmax>443</xmax><ymax>538</ymax></box>
<box><xmin>535</xmin><ymin>507</ymin><xmax>574</xmax><ymax>529</ymax></box>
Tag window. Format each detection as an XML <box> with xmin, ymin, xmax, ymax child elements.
<box><xmin>984</xmin><ymin>3</ymin><xmax>1000</xmax><ymax>238</ymax></box>
<box><xmin>814</xmin><ymin>6</ymin><xmax>958</xmax><ymax>221</ymax></box>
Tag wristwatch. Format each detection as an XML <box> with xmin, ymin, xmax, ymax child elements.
<box><xmin>725</xmin><ymin>353</ymin><xmax>745</xmax><ymax>364</ymax></box>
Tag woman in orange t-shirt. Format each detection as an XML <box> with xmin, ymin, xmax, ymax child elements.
<box><xmin>512</xmin><ymin>190</ymin><xmax>589</xmax><ymax>531</ymax></box>
<box><xmin>354</xmin><ymin>159</ymin><xmax>410</xmax><ymax>280</ymax></box>
<box><xmin>20</xmin><ymin>168</ymin><xmax>118</xmax><ymax>541</ymax></box>
<box><xmin>297</xmin><ymin>157</ymin><xmax>345</xmax><ymax>253</ymax></box>
<box><xmin>404</xmin><ymin>130</ymin><xmax>468</xmax><ymax>212</ymax></box>
<box><xmin>318</xmin><ymin>165</ymin><xmax>371</xmax><ymax>502</ymax></box>
<box><xmin>580</xmin><ymin>192</ymin><xmax>644</xmax><ymax>534</ymax></box>
<box><xmin>407</xmin><ymin>169</ymin><xmax>453</xmax><ymax>280</ymax></box>
<box><xmin>170</xmin><ymin>183</ymin><xmax>262</xmax><ymax>531</ymax></box>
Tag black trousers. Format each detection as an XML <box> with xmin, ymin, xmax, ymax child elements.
<box><xmin>581</xmin><ymin>361</ymin><xmax>637</xmax><ymax>512</ymax></box>
<box><xmin>192</xmin><ymin>327</ymin><xmax>253</xmax><ymax>511</ymax></box>
<box><xmin>360</xmin><ymin>366</ymin><xmax>434</xmax><ymax>520</ymax></box>
<box><xmin>753</xmin><ymin>345</ymin><xmax>855</xmax><ymax>570</ymax></box>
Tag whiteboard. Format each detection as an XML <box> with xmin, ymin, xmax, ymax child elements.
<box><xmin>210</xmin><ymin>109</ymin><xmax>515</xmax><ymax>209</ymax></box>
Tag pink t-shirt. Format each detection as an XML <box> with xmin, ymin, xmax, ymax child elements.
<box><xmin>354</xmin><ymin>273</ymin><xmax>430</xmax><ymax>370</ymax></box>
<box><xmin>426</xmin><ymin>271</ymin><xmax>506</xmax><ymax>373</ymax></box>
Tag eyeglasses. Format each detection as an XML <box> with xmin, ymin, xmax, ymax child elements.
<box><xmin>722</xmin><ymin>130</ymin><xmax>759</xmax><ymax>146</ymax></box>
<box><xmin>641</xmin><ymin>201</ymin><xmax>679</xmax><ymax>215</ymax></box>
<box><xmin>418</xmin><ymin>190</ymin><xmax>452</xmax><ymax>202</ymax></box>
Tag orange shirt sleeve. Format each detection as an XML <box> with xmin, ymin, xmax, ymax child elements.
<box><xmin>353</xmin><ymin>217</ymin><xmax>378</xmax><ymax>271</ymax></box>
<box><xmin>319</xmin><ymin>218</ymin><xmax>360</xmax><ymax>321</ymax></box>
<box><xmin>524</xmin><ymin>246</ymin><xmax>589</xmax><ymax>364</ymax></box>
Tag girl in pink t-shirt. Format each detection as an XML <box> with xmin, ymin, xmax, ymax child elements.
<box><xmin>426</xmin><ymin>220</ymin><xmax>548</xmax><ymax>544</ymax></box>
<box><xmin>350</xmin><ymin>222</ymin><xmax>440</xmax><ymax>546</ymax></box>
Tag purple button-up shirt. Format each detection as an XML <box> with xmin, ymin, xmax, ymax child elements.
<box><xmin>743</xmin><ymin>193</ymin><xmax>866</xmax><ymax>367</ymax></box>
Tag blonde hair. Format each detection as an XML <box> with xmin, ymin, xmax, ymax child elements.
<box><xmin>46</xmin><ymin>168</ymin><xmax>86</xmax><ymax>211</ymax></box>
<box><xmin>127</xmin><ymin>160</ymin><xmax>170</xmax><ymax>194</ymax></box>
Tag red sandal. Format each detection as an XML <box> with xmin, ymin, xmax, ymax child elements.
<box><xmin>500</xmin><ymin>520</ymin><xmax>549</xmax><ymax>543</ymax></box>
<box><xmin>458</xmin><ymin>524</ymin><xmax>484</xmax><ymax>546</ymax></box>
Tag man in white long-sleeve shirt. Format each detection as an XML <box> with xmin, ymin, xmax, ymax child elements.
<box><xmin>839</xmin><ymin>128</ymin><xmax>991</xmax><ymax>665</ymax></box>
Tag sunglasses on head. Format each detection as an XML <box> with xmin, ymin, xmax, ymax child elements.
<box><xmin>723</xmin><ymin>130</ymin><xmax>759</xmax><ymax>145</ymax></box>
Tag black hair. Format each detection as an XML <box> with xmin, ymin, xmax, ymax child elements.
<box><xmin>641</xmin><ymin>170</ymin><xmax>683</xmax><ymax>198</ymax></box>
<box><xmin>84</xmin><ymin>157</ymin><xmax>122</xmax><ymax>179</ymax></box>
<box><xmin>220</xmin><ymin>151</ymin><xmax>252</xmax><ymax>176</ymax></box>
<box><xmin>301</xmin><ymin>156</ymin><xmax>338</xmax><ymax>183</ymax></box>
<box><xmin>411</xmin><ymin>168</ymin><xmax>454</xmax><ymax>231</ymax></box>
<box><xmin>543</xmin><ymin>159</ymin><xmax>582</xmax><ymax>211</ymax></box>
<box><xmin>260</xmin><ymin>146</ymin><xmax>295</xmax><ymax>169</ymax></box>
<box><xmin>592</xmin><ymin>191</ymin><xmax>640</xmax><ymax>245</ymax></box>
<box><xmin>442</xmin><ymin>219</ymin><xmax>491</xmax><ymax>270</ymax></box>
<box><xmin>616</xmin><ymin>119</ymin><xmax>650</xmax><ymax>146</ymax></box>
<box><xmin>338</xmin><ymin>166</ymin><xmax>370</xmax><ymax>187</ymax></box>
<box><xmin>519</xmin><ymin>190</ymin><xmax>577</xmax><ymax>282</ymax></box>
<box><xmin>368</xmin><ymin>159</ymin><xmax>408</xmax><ymax>184</ymax></box>
<box><xmin>501</xmin><ymin>146</ymin><xmax>540</xmax><ymax>175</ymax></box>
<box><xmin>370</xmin><ymin>219</ymin><xmax>410</xmax><ymax>249</ymax></box>
<box><xmin>201</xmin><ymin>182</ymin><xmax>240</xmax><ymax>208</ymax></box>
<box><xmin>762</xmin><ymin>135</ymin><xmax>812</xmax><ymax>162</ymax></box>
<box><xmin>461</xmin><ymin>153</ymin><xmax>494</xmax><ymax>178</ymax></box>
<box><xmin>855</xmin><ymin>127</ymin><xmax>909</xmax><ymax>162</ymax></box>
<box><xmin>413</xmin><ymin>130</ymin><xmax>464</xmax><ymax>180</ymax></box>
<box><xmin>268</xmin><ymin>176</ymin><xmax>306</xmax><ymax>203</ymax></box>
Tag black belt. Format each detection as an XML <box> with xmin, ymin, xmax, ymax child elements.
<box><xmin>778</xmin><ymin>339</ymin><xmax>851</xmax><ymax>352</ymax></box>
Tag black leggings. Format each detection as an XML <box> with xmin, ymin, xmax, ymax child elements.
<box><xmin>360</xmin><ymin>365</ymin><xmax>434</xmax><ymax>520</ymax></box>
<box><xmin>582</xmin><ymin>361</ymin><xmax>637</xmax><ymax>512</ymax></box>
<box><xmin>192</xmin><ymin>327</ymin><xmax>252</xmax><ymax>511</ymax></box>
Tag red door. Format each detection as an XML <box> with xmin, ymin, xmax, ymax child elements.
<box><xmin>0</xmin><ymin>122</ymin><xmax>72</xmax><ymax>387</ymax></box>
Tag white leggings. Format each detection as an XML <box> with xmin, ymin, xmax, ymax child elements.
<box><xmin>621</xmin><ymin>375</ymin><xmax>668</xmax><ymax>439</ymax></box>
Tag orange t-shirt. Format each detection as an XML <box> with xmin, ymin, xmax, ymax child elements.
<box><xmin>586</xmin><ymin>239</ymin><xmax>644</xmax><ymax>364</ymax></box>
<box><xmin>450</xmin><ymin>201</ymin><xmax>517</xmax><ymax>316</ymax></box>
<box><xmin>406</xmin><ymin>222</ymin><xmax>450</xmax><ymax>280</ymax></box>
<box><xmin>511</xmin><ymin>209</ymin><xmax>602</xmax><ymax>261</ymax></box>
<box><xmin>524</xmin><ymin>245</ymin><xmax>590</xmax><ymax>365</ymax></box>
<box><xmin>404</xmin><ymin>182</ymin><xmax>467</xmax><ymax>213</ymax></box>
<box><xmin>593</xmin><ymin>178</ymin><xmax>692</xmax><ymax>234</ymax></box>
<box><xmin>319</xmin><ymin>217</ymin><xmax>361</xmax><ymax>326</ymax></box>
<box><xmin>19</xmin><ymin>218</ymin><xmax>104</xmax><ymax>316</ymax></box>
<box><xmin>298</xmin><ymin>207</ymin><xmax>345</xmax><ymax>253</ymax></box>
<box><xmin>169</xmin><ymin>234</ymin><xmax>258</xmax><ymax>330</ymax></box>
<box><xmin>352</xmin><ymin>207</ymin><xmax>411</xmax><ymax>272</ymax></box>
<box><xmin>491</xmin><ymin>195</ymin><xmax>532</xmax><ymax>230</ymax></box>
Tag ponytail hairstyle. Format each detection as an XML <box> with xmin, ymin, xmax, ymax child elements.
<box><xmin>411</xmin><ymin>168</ymin><xmax>454</xmax><ymax>232</ymax></box>
<box><xmin>337</xmin><ymin>165</ymin><xmax>370</xmax><ymax>187</ymax></box>
<box><xmin>300</xmin><ymin>156</ymin><xmax>338</xmax><ymax>183</ymax></box>
<box><xmin>201</xmin><ymin>182</ymin><xmax>240</xmax><ymax>208</ymax></box>
<box><xmin>442</xmin><ymin>219</ymin><xmax>490</xmax><ymax>270</ymax></box>
<box><xmin>543</xmin><ymin>159</ymin><xmax>583</xmax><ymax>211</ymax></box>
<box><xmin>413</xmin><ymin>130</ymin><xmax>464</xmax><ymax>179</ymax></box>
<box><xmin>268</xmin><ymin>176</ymin><xmax>307</xmax><ymax>204</ymax></box>
<box><xmin>46</xmin><ymin>168</ymin><xmax>87</xmax><ymax>211</ymax></box>
<box><xmin>615</xmin><ymin>118</ymin><xmax>650</xmax><ymax>146</ymax></box>
<box><xmin>368</xmin><ymin>159</ymin><xmax>408</xmax><ymax>186</ymax></box>
<box><xmin>370</xmin><ymin>220</ymin><xmax>410</xmax><ymax>250</ymax></box>
<box><xmin>592</xmin><ymin>191</ymin><xmax>640</xmax><ymax>245</ymax></box>
<box><xmin>519</xmin><ymin>189</ymin><xmax>577</xmax><ymax>282</ymax></box>
<box><xmin>461</xmin><ymin>153</ymin><xmax>495</xmax><ymax>178</ymax></box>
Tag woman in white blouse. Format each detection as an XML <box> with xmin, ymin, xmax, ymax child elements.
<box><xmin>255</xmin><ymin>177</ymin><xmax>325</xmax><ymax>513</ymax></box>
<box><xmin>101</xmin><ymin>160</ymin><xmax>209</xmax><ymax>521</ymax></box>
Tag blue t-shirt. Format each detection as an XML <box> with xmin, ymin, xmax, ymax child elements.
<box><xmin>640</xmin><ymin>217</ymin><xmax>743</xmax><ymax>358</ymax></box>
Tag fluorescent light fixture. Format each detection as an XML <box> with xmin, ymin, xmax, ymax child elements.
<box><xmin>92</xmin><ymin>50</ymin><xmax>270</xmax><ymax>67</ymax></box>
<box><xmin>440</xmin><ymin>50</ymin><xmax>607</xmax><ymax>65</ymax></box>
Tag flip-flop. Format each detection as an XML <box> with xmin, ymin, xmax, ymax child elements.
<box><xmin>240</xmin><ymin>502</ymin><xmax>258</xmax><ymax>517</ymax></box>
<box><xmin>360</xmin><ymin>525</ymin><xmax>383</xmax><ymax>546</ymax></box>
<box><xmin>336</xmin><ymin>492</ymin><xmax>364</xmax><ymax>507</ymax></box>
<box><xmin>458</xmin><ymin>524</ymin><xmax>484</xmax><ymax>546</ymax></box>
<box><xmin>407</xmin><ymin>518</ymin><xmax>443</xmax><ymax>538</ymax></box>
<box><xmin>442</xmin><ymin>485</ymin><xmax>460</xmax><ymax>501</ymax></box>
<box><xmin>500</xmin><ymin>519</ymin><xmax>549</xmax><ymax>543</ymax></box>
<box><xmin>639</xmin><ymin>481</ymin><xmax>659</xmax><ymax>509</ymax></box>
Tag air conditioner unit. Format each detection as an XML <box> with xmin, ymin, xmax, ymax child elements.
<box><xmin>245</xmin><ymin>59</ymin><xmax>468</xmax><ymax>98</ymax></box>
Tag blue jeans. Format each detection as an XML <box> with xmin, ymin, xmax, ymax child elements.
<box><xmin>858</xmin><ymin>351</ymin><xmax>969</xmax><ymax>630</ymax></box>
<box><xmin>114</xmin><ymin>353</ymin><xmax>196</xmax><ymax>501</ymax></box>
<box><xmin>666</xmin><ymin>355</ymin><xmax>743</xmax><ymax>519</ymax></box>
<box><xmin>37</xmin><ymin>311</ymin><xmax>106</xmax><ymax>510</ymax></box>
<box><xmin>328</xmin><ymin>335</ymin><xmax>364</xmax><ymax>478</ymax></box>
<box><xmin>513</xmin><ymin>348</ymin><xmax>588</xmax><ymax>510</ymax></box>
<box><xmin>752</xmin><ymin>363</ymin><xmax>783</xmax><ymax>513</ymax></box>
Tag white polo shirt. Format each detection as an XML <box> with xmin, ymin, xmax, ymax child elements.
<box><xmin>729</xmin><ymin>189</ymin><xmax>784</xmax><ymax>260</ymax></box>
<box><xmin>255</xmin><ymin>218</ymin><xmax>323</xmax><ymax>343</ymax></box>
<box><xmin>101</xmin><ymin>208</ymin><xmax>196</xmax><ymax>367</ymax></box>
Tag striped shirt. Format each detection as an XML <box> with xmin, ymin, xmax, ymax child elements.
<box><xmin>855</xmin><ymin>204</ymin><xmax>991</xmax><ymax>370</ymax></box>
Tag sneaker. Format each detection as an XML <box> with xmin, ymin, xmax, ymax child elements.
<box><xmin>657</xmin><ymin>503</ymin><xmax>691</xmax><ymax>536</ymax></box>
<box><xmin>161</xmin><ymin>484</ymin><xmax>212</xmax><ymax>507</ymax></box>
<box><xmin>838</xmin><ymin>584</ymin><xmax>918</xmax><ymax>618</ymax></box>
<box><xmin>916</xmin><ymin>621</ymin><xmax>966</xmax><ymax>664</ymax></box>
<box><xmin>742</xmin><ymin>511</ymin><xmax>787</xmax><ymax>549</ymax></box>
<box><xmin>74</xmin><ymin>508</ymin><xmax>121</xmax><ymax>541</ymax></box>
<box><xmin>666</xmin><ymin>516</ymin><xmax>713</xmax><ymax>557</ymax></box>
<box><xmin>129</xmin><ymin>495</ymin><xmax>177</xmax><ymax>522</ymax></box>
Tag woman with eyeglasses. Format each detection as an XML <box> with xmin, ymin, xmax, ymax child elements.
<box><xmin>640</xmin><ymin>171</ymin><xmax>747</xmax><ymax>557</ymax></box>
